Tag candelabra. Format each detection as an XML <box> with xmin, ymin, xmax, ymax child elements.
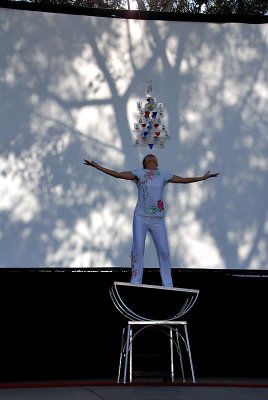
<box><xmin>132</xmin><ymin>81</ymin><xmax>170</xmax><ymax>150</ymax></box>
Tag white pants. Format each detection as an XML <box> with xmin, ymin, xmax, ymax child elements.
<box><xmin>130</xmin><ymin>214</ymin><xmax>173</xmax><ymax>287</ymax></box>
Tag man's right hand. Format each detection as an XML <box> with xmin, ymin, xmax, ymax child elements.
<box><xmin>84</xmin><ymin>159</ymin><xmax>99</xmax><ymax>168</ymax></box>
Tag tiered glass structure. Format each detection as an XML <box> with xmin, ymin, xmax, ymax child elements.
<box><xmin>133</xmin><ymin>81</ymin><xmax>170</xmax><ymax>149</ymax></box>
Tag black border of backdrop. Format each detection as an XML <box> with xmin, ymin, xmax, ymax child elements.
<box><xmin>0</xmin><ymin>268</ymin><xmax>268</xmax><ymax>382</ymax></box>
<box><xmin>1</xmin><ymin>0</ymin><xmax>268</xmax><ymax>24</ymax></box>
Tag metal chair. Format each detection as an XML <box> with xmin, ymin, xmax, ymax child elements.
<box><xmin>109</xmin><ymin>282</ymin><xmax>199</xmax><ymax>383</ymax></box>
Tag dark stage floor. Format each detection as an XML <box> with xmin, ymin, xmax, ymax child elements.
<box><xmin>1</xmin><ymin>378</ymin><xmax>268</xmax><ymax>400</ymax></box>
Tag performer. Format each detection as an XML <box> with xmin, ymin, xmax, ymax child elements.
<box><xmin>84</xmin><ymin>154</ymin><xmax>219</xmax><ymax>287</ymax></box>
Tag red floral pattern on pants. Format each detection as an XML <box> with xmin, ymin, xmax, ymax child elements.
<box><xmin>131</xmin><ymin>251</ymin><xmax>137</xmax><ymax>277</ymax></box>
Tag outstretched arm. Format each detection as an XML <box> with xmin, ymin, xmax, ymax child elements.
<box><xmin>168</xmin><ymin>170</ymin><xmax>219</xmax><ymax>184</ymax></box>
<box><xmin>84</xmin><ymin>159</ymin><xmax>137</xmax><ymax>181</ymax></box>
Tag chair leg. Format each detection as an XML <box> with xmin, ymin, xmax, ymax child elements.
<box><xmin>184</xmin><ymin>324</ymin><xmax>196</xmax><ymax>383</ymax></box>
<box><xmin>169</xmin><ymin>327</ymin><xmax>174</xmax><ymax>382</ymax></box>
<box><xmin>176</xmin><ymin>328</ymin><xmax>185</xmax><ymax>382</ymax></box>
<box><xmin>129</xmin><ymin>325</ymin><xmax>133</xmax><ymax>383</ymax></box>
<box><xmin>123</xmin><ymin>325</ymin><xmax>131</xmax><ymax>384</ymax></box>
<box><xmin>117</xmin><ymin>327</ymin><xmax>125</xmax><ymax>383</ymax></box>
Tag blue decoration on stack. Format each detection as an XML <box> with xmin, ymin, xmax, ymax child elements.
<box><xmin>133</xmin><ymin>81</ymin><xmax>170</xmax><ymax>150</ymax></box>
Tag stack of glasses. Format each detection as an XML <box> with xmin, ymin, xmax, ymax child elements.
<box><xmin>133</xmin><ymin>81</ymin><xmax>170</xmax><ymax>149</ymax></box>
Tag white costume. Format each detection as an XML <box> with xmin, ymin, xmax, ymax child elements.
<box><xmin>130</xmin><ymin>168</ymin><xmax>174</xmax><ymax>287</ymax></box>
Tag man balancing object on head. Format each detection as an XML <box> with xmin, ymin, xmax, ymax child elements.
<box><xmin>84</xmin><ymin>154</ymin><xmax>219</xmax><ymax>287</ymax></box>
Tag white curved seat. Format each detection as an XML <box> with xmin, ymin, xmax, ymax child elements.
<box><xmin>109</xmin><ymin>281</ymin><xmax>199</xmax><ymax>321</ymax></box>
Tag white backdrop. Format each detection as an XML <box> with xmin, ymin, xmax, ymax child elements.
<box><xmin>0</xmin><ymin>7</ymin><xmax>268</xmax><ymax>269</ymax></box>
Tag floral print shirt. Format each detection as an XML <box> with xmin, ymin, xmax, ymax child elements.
<box><xmin>131</xmin><ymin>168</ymin><xmax>174</xmax><ymax>217</ymax></box>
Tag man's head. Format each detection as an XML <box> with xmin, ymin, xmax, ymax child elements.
<box><xmin>142</xmin><ymin>154</ymin><xmax>158</xmax><ymax>170</ymax></box>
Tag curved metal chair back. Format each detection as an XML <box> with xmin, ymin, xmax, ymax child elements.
<box><xmin>109</xmin><ymin>281</ymin><xmax>199</xmax><ymax>321</ymax></box>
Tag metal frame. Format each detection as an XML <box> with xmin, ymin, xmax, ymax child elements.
<box><xmin>109</xmin><ymin>281</ymin><xmax>199</xmax><ymax>321</ymax></box>
<box><xmin>109</xmin><ymin>282</ymin><xmax>199</xmax><ymax>384</ymax></box>
<box><xmin>118</xmin><ymin>320</ymin><xmax>196</xmax><ymax>384</ymax></box>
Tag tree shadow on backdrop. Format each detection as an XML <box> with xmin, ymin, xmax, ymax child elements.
<box><xmin>0</xmin><ymin>8</ymin><xmax>267</xmax><ymax>269</ymax></box>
